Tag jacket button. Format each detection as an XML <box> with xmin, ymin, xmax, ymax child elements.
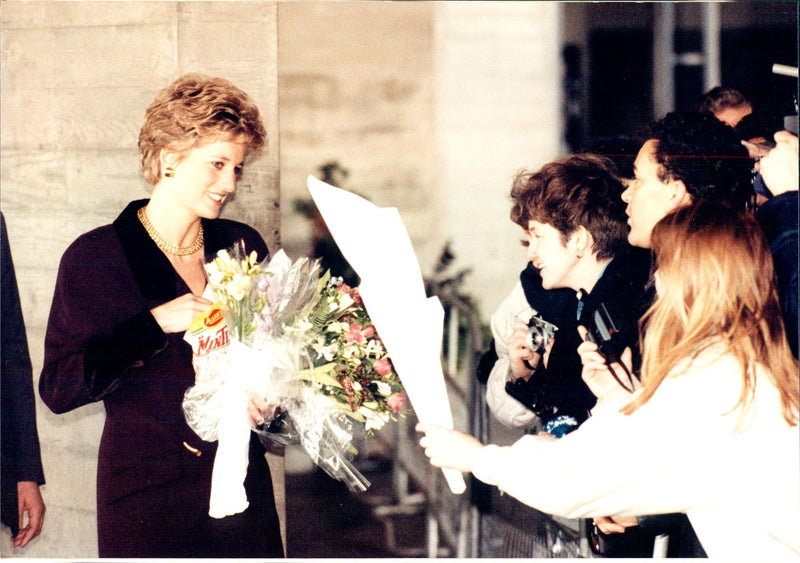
<box><xmin>182</xmin><ymin>441</ymin><xmax>202</xmax><ymax>456</ymax></box>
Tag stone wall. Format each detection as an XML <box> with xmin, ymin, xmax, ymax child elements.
<box><xmin>0</xmin><ymin>2</ymin><xmax>280</xmax><ymax>557</ymax></box>
<box><xmin>278</xmin><ymin>2</ymin><xmax>562</xmax><ymax>323</ymax></box>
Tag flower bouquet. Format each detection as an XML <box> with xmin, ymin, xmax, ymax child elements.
<box><xmin>183</xmin><ymin>241</ymin><xmax>406</xmax><ymax>516</ymax></box>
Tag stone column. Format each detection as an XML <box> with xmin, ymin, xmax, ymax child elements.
<box><xmin>432</xmin><ymin>2</ymin><xmax>563</xmax><ymax>318</ymax></box>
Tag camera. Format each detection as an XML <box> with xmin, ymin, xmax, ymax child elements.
<box><xmin>582</xmin><ymin>302</ymin><xmax>625</xmax><ymax>364</ymax></box>
<box><xmin>583</xmin><ymin>302</ymin><xmax>640</xmax><ymax>393</ymax></box>
<box><xmin>525</xmin><ymin>313</ymin><xmax>558</xmax><ymax>355</ymax></box>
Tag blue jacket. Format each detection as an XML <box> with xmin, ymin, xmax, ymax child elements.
<box><xmin>756</xmin><ymin>191</ymin><xmax>798</xmax><ymax>357</ymax></box>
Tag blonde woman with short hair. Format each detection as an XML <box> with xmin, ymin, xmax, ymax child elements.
<box><xmin>40</xmin><ymin>74</ymin><xmax>283</xmax><ymax>558</ymax></box>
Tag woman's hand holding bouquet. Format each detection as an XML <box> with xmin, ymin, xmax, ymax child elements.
<box><xmin>183</xmin><ymin>241</ymin><xmax>407</xmax><ymax>515</ymax></box>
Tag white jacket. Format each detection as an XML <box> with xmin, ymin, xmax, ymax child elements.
<box><xmin>485</xmin><ymin>281</ymin><xmax>541</xmax><ymax>429</ymax></box>
<box><xmin>473</xmin><ymin>347</ymin><xmax>800</xmax><ymax>560</ymax></box>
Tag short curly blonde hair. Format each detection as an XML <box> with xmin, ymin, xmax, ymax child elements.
<box><xmin>138</xmin><ymin>73</ymin><xmax>267</xmax><ymax>185</ymax></box>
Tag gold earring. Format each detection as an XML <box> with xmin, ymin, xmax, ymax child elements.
<box><xmin>164</xmin><ymin>167</ymin><xmax>174</xmax><ymax>178</ymax></box>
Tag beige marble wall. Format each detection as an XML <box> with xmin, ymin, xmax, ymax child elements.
<box><xmin>0</xmin><ymin>2</ymin><xmax>280</xmax><ymax>557</ymax></box>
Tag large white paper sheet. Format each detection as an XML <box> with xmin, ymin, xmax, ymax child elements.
<box><xmin>308</xmin><ymin>175</ymin><xmax>466</xmax><ymax>494</ymax></box>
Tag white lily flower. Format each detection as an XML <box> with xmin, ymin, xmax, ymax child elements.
<box><xmin>228</xmin><ymin>275</ymin><xmax>251</xmax><ymax>301</ymax></box>
<box><xmin>365</xmin><ymin>340</ymin><xmax>383</xmax><ymax>356</ymax></box>
<box><xmin>374</xmin><ymin>381</ymin><xmax>391</xmax><ymax>396</ymax></box>
<box><xmin>337</xmin><ymin>293</ymin><xmax>354</xmax><ymax>311</ymax></box>
<box><xmin>206</xmin><ymin>269</ymin><xmax>224</xmax><ymax>286</ymax></box>
<box><xmin>342</xmin><ymin>344</ymin><xmax>359</xmax><ymax>359</ymax></box>
<box><xmin>328</xmin><ymin>322</ymin><xmax>345</xmax><ymax>334</ymax></box>
<box><xmin>359</xmin><ymin>407</ymin><xmax>390</xmax><ymax>432</ymax></box>
<box><xmin>321</xmin><ymin>344</ymin><xmax>338</xmax><ymax>362</ymax></box>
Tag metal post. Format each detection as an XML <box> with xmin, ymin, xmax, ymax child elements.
<box><xmin>448</xmin><ymin>308</ymin><xmax>459</xmax><ymax>377</ymax></box>
<box><xmin>653</xmin><ymin>2</ymin><xmax>676</xmax><ymax>119</ymax></box>
<box><xmin>703</xmin><ymin>3</ymin><xmax>721</xmax><ymax>92</ymax></box>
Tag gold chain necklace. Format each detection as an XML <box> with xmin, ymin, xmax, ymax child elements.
<box><xmin>137</xmin><ymin>206</ymin><xmax>204</xmax><ymax>256</ymax></box>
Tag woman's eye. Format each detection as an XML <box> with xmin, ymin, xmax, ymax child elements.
<box><xmin>212</xmin><ymin>161</ymin><xmax>224</xmax><ymax>169</ymax></box>
<box><xmin>520</xmin><ymin>239</ymin><xmax>530</xmax><ymax>248</ymax></box>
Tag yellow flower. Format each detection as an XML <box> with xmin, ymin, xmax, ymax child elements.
<box><xmin>228</xmin><ymin>274</ymin><xmax>251</xmax><ymax>301</ymax></box>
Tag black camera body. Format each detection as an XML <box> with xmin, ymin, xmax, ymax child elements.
<box><xmin>582</xmin><ymin>302</ymin><xmax>626</xmax><ymax>364</ymax></box>
<box><xmin>525</xmin><ymin>313</ymin><xmax>558</xmax><ymax>355</ymax></box>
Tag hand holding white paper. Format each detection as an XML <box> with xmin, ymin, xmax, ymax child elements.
<box><xmin>307</xmin><ymin>175</ymin><xmax>466</xmax><ymax>494</ymax></box>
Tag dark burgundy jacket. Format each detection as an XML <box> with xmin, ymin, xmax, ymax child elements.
<box><xmin>39</xmin><ymin>200</ymin><xmax>283</xmax><ymax>558</ymax></box>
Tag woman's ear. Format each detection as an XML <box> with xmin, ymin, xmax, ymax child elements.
<box><xmin>570</xmin><ymin>226</ymin><xmax>593</xmax><ymax>258</ymax></box>
<box><xmin>159</xmin><ymin>149</ymin><xmax>181</xmax><ymax>177</ymax></box>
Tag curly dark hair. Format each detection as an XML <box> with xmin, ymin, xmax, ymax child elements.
<box><xmin>647</xmin><ymin>111</ymin><xmax>753</xmax><ymax>208</ymax></box>
<box><xmin>510</xmin><ymin>154</ymin><xmax>629</xmax><ymax>260</ymax></box>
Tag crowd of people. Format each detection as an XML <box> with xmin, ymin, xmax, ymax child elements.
<box><xmin>1</xmin><ymin>70</ymin><xmax>797</xmax><ymax>560</ymax></box>
<box><xmin>419</xmin><ymin>86</ymin><xmax>799</xmax><ymax>559</ymax></box>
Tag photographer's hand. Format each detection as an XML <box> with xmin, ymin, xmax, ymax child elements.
<box><xmin>508</xmin><ymin>320</ymin><xmax>538</xmax><ymax>382</ymax></box>
<box><xmin>578</xmin><ymin>326</ymin><xmax>636</xmax><ymax>404</ymax></box>
<box><xmin>759</xmin><ymin>130</ymin><xmax>799</xmax><ymax>197</ymax></box>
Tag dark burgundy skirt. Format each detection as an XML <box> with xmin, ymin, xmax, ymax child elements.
<box><xmin>97</xmin><ymin>434</ymin><xmax>283</xmax><ymax>558</ymax></box>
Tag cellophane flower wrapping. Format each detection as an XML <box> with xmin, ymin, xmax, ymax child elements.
<box><xmin>183</xmin><ymin>241</ymin><xmax>406</xmax><ymax>516</ymax></box>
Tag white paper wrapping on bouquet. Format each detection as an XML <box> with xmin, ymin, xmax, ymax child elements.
<box><xmin>207</xmin><ymin>339</ymin><xmax>254</xmax><ymax>517</ymax></box>
<box><xmin>183</xmin><ymin>285</ymin><xmax>278</xmax><ymax>519</ymax></box>
<box><xmin>308</xmin><ymin>175</ymin><xmax>466</xmax><ymax>495</ymax></box>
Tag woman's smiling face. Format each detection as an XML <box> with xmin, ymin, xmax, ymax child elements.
<box><xmin>525</xmin><ymin>220</ymin><xmax>581</xmax><ymax>291</ymax></box>
<box><xmin>166</xmin><ymin>139</ymin><xmax>247</xmax><ymax>220</ymax></box>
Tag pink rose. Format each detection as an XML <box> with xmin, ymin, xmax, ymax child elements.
<box><xmin>387</xmin><ymin>393</ymin><xmax>405</xmax><ymax>413</ymax></box>
<box><xmin>373</xmin><ymin>358</ymin><xmax>393</xmax><ymax>377</ymax></box>
<box><xmin>345</xmin><ymin>323</ymin><xmax>374</xmax><ymax>343</ymax></box>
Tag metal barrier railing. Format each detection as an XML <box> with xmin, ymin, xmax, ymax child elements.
<box><xmin>371</xmin><ymin>287</ymin><xmax>484</xmax><ymax>557</ymax></box>
<box><xmin>370</xmin><ymin>288</ymin><xmax>598</xmax><ymax>558</ymax></box>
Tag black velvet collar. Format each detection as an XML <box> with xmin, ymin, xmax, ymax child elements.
<box><xmin>112</xmin><ymin>199</ymin><xmax>235</xmax><ymax>302</ymax></box>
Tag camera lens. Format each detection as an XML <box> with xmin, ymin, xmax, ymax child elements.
<box><xmin>525</xmin><ymin>326</ymin><xmax>547</xmax><ymax>354</ymax></box>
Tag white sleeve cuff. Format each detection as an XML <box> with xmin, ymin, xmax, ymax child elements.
<box><xmin>472</xmin><ymin>444</ymin><xmax>505</xmax><ymax>486</ymax></box>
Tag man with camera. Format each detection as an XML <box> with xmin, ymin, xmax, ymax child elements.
<box><xmin>581</xmin><ymin>110</ymin><xmax>756</xmax><ymax>409</ymax></box>
<box><xmin>578</xmin><ymin>111</ymin><xmax>755</xmax><ymax>557</ymax></box>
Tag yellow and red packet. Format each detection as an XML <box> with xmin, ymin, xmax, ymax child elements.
<box><xmin>184</xmin><ymin>303</ymin><xmax>231</xmax><ymax>357</ymax></box>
